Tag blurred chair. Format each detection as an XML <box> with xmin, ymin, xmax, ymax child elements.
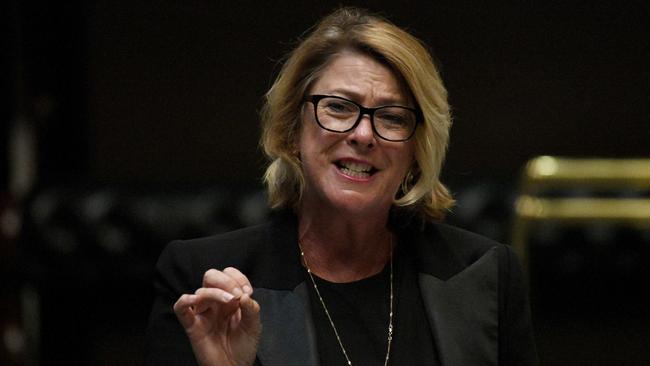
<box><xmin>18</xmin><ymin>185</ymin><xmax>268</xmax><ymax>366</ymax></box>
<box><xmin>511</xmin><ymin>156</ymin><xmax>650</xmax><ymax>281</ymax></box>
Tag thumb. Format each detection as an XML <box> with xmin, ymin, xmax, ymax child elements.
<box><xmin>238</xmin><ymin>294</ymin><xmax>261</xmax><ymax>335</ymax></box>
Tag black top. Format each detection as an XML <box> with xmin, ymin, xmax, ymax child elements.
<box><xmin>308</xmin><ymin>243</ymin><xmax>440</xmax><ymax>366</ymax></box>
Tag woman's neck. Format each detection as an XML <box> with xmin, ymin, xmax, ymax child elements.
<box><xmin>297</xmin><ymin>206</ymin><xmax>394</xmax><ymax>283</ymax></box>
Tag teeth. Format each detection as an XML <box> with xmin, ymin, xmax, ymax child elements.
<box><xmin>340</xmin><ymin>161</ymin><xmax>372</xmax><ymax>172</ymax></box>
<box><xmin>340</xmin><ymin>166</ymin><xmax>371</xmax><ymax>178</ymax></box>
<box><xmin>338</xmin><ymin>161</ymin><xmax>374</xmax><ymax>178</ymax></box>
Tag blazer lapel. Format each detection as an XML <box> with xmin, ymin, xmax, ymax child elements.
<box><xmin>418</xmin><ymin>246</ymin><xmax>499</xmax><ymax>366</ymax></box>
<box><xmin>254</xmin><ymin>282</ymin><xmax>320</xmax><ymax>366</ymax></box>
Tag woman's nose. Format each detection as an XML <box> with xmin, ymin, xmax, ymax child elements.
<box><xmin>348</xmin><ymin>114</ymin><xmax>376</xmax><ymax>148</ymax></box>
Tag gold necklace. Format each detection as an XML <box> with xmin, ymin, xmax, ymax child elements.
<box><xmin>298</xmin><ymin>241</ymin><xmax>394</xmax><ymax>366</ymax></box>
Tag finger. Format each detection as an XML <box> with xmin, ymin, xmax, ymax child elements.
<box><xmin>240</xmin><ymin>294</ymin><xmax>260</xmax><ymax>318</ymax></box>
<box><xmin>223</xmin><ymin>267</ymin><xmax>254</xmax><ymax>295</ymax></box>
<box><xmin>173</xmin><ymin>294</ymin><xmax>198</xmax><ymax>329</ymax></box>
<box><xmin>237</xmin><ymin>293</ymin><xmax>261</xmax><ymax>334</ymax></box>
<box><xmin>193</xmin><ymin>287</ymin><xmax>241</xmax><ymax>318</ymax></box>
<box><xmin>202</xmin><ymin>269</ymin><xmax>245</xmax><ymax>297</ymax></box>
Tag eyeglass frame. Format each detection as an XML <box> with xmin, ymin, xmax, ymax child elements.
<box><xmin>304</xmin><ymin>94</ymin><xmax>422</xmax><ymax>142</ymax></box>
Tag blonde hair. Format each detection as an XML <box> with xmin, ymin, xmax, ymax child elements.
<box><xmin>261</xmin><ymin>7</ymin><xmax>454</xmax><ymax>220</ymax></box>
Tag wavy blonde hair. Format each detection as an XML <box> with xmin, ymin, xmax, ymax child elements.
<box><xmin>261</xmin><ymin>7</ymin><xmax>454</xmax><ymax>220</ymax></box>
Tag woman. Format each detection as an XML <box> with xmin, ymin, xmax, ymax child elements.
<box><xmin>146</xmin><ymin>7</ymin><xmax>537</xmax><ymax>366</ymax></box>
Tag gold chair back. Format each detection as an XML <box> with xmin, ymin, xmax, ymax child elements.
<box><xmin>511</xmin><ymin>156</ymin><xmax>650</xmax><ymax>280</ymax></box>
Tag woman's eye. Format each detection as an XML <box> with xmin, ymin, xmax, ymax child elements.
<box><xmin>323</xmin><ymin>100</ymin><xmax>355</xmax><ymax>114</ymax></box>
<box><xmin>377</xmin><ymin>108</ymin><xmax>416</xmax><ymax>129</ymax></box>
<box><xmin>378</xmin><ymin>113</ymin><xmax>407</xmax><ymax>126</ymax></box>
<box><xmin>326</xmin><ymin>103</ymin><xmax>345</xmax><ymax>111</ymax></box>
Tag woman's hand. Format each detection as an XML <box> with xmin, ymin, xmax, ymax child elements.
<box><xmin>173</xmin><ymin>267</ymin><xmax>261</xmax><ymax>366</ymax></box>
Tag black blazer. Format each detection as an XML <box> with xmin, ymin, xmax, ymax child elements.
<box><xmin>145</xmin><ymin>211</ymin><xmax>538</xmax><ymax>365</ymax></box>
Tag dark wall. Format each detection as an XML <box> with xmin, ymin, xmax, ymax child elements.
<box><xmin>16</xmin><ymin>1</ymin><xmax>650</xmax><ymax>187</ymax></box>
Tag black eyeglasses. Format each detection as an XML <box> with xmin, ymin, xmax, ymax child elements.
<box><xmin>305</xmin><ymin>94</ymin><xmax>421</xmax><ymax>142</ymax></box>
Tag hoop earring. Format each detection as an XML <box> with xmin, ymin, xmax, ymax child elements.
<box><xmin>401</xmin><ymin>169</ymin><xmax>415</xmax><ymax>195</ymax></box>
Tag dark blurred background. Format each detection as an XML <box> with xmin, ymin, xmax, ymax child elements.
<box><xmin>2</xmin><ymin>1</ymin><xmax>649</xmax><ymax>365</ymax></box>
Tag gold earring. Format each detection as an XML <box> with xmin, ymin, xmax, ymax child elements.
<box><xmin>401</xmin><ymin>169</ymin><xmax>415</xmax><ymax>194</ymax></box>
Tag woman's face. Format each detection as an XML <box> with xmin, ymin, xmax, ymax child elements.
<box><xmin>298</xmin><ymin>51</ymin><xmax>415</xmax><ymax>217</ymax></box>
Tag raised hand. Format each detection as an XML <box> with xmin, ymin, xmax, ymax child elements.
<box><xmin>173</xmin><ymin>267</ymin><xmax>261</xmax><ymax>366</ymax></box>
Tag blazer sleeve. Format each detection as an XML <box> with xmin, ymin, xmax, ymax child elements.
<box><xmin>498</xmin><ymin>245</ymin><xmax>539</xmax><ymax>365</ymax></box>
<box><xmin>145</xmin><ymin>240</ymin><xmax>199</xmax><ymax>366</ymax></box>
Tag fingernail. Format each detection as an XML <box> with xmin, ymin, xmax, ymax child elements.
<box><xmin>242</xmin><ymin>285</ymin><xmax>252</xmax><ymax>294</ymax></box>
<box><xmin>222</xmin><ymin>292</ymin><xmax>235</xmax><ymax>302</ymax></box>
<box><xmin>232</xmin><ymin>287</ymin><xmax>243</xmax><ymax>296</ymax></box>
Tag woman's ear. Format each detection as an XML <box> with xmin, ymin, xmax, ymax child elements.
<box><xmin>411</xmin><ymin>161</ymin><xmax>421</xmax><ymax>178</ymax></box>
<box><xmin>292</xmin><ymin>115</ymin><xmax>304</xmax><ymax>158</ymax></box>
<box><xmin>294</xmin><ymin>146</ymin><xmax>301</xmax><ymax>160</ymax></box>
<box><xmin>286</xmin><ymin>141</ymin><xmax>301</xmax><ymax>163</ymax></box>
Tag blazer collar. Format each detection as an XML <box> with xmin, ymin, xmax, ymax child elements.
<box><xmin>405</xmin><ymin>222</ymin><xmax>500</xmax><ymax>366</ymax></box>
<box><xmin>253</xmin><ymin>210</ymin><xmax>319</xmax><ymax>365</ymax></box>
<box><xmin>418</xmin><ymin>251</ymin><xmax>499</xmax><ymax>366</ymax></box>
<box><xmin>255</xmin><ymin>283</ymin><xmax>320</xmax><ymax>366</ymax></box>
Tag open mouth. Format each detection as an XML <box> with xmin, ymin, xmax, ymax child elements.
<box><xmin>335</xmin><ymin>160</ymin><xmax>378</xmax><ymax>179</ymax></box>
